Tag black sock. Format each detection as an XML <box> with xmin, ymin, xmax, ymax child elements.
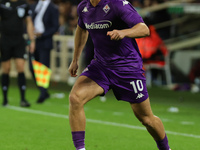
<box><xmin>1</xmin><ymin>74</ymin><xmax>9</xmax><ymax>102</ymax></box>
<box><xmin>18</xmin><ymin>73</ymin><xmax>26</xmax><ymax>101</ymax></box>
<box><xmin>39</xmin><ymin>87</ymin><xmax>49</xmax><ymax>98</ymax></box>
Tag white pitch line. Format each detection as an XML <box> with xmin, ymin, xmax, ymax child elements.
<box><xmin>6</xmin><ymin>105</ymin><xmax>200</xmax><ymax>139</ymax></box>
<box><xmin>181</xmin><ymin>121</ymin><xmax>195</xmax><ymax>125</ymax></box>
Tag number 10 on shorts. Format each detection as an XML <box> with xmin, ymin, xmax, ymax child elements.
<box><xmin>130</xmin><ymin>80</ymin><xmax>144</xmax><ymax>93</ymax></box>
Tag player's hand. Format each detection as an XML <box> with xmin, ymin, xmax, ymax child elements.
<box><xmin>35</xmin><ymin>33</ymin><xmax>42</xmax><ymax>38</ymax></box>
<box><xmin>68</xmin><ymin>61</ymin><xmax>78</xmax><ymax>77</ymax></box>
<box><xmin>29</xmin><ymin>41</ymin><xmax>35</xmax><ymax>54</ymax></box>
<box><xmin>107</xmin><ymin>30</ymin><xmax>125</xmax><ymax>40</ymax></box>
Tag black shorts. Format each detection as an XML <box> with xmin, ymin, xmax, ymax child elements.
<box><xmin>0</xmin><ymin>35</ymin><xmax>26</xmax><ymax>61</ymax></box>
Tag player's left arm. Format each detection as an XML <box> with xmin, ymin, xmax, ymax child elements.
<box><xmin>107</xmin><ymin>23</ymin><xmax>149</xmax><ymax>40</ymax></box>
<box><xmin>26</xmin><ymin>16</ymin><xmax>35</xmax><ymax>53</ymax></box>
<box><xmin>107</xmin><ymin>1</ymin><xmax>150</xmax><ymax>40</ymax></box>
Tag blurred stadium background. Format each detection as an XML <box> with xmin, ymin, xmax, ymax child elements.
<box><xmin>0</xmin><ymin>0</ymin><xmax>200</xmax><ymax>150</ymax></box>
<box><xmin>2</xmin><ymin>0</ymin><xmax>200</xmax><ymax>89</ymax></box>
<box><xmin>4</xmin><ymin>0</ymin><xmax>200</xmax><ymax>89</ymax></box>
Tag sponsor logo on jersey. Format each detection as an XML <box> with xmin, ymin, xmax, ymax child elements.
<box><xmin>136</xmin><ymin>93</ymin><xmax>144</xmax><ymax>99</ymax></box>
<box><xmin>103</xmin><ymin>4</ymin><xmax>110</xmax><ymax>13</ymax></box>
<box><xmin>123</xmin><ymin>0</ymin><xmax>129</xmax><ymax>6</ymax></box>
<box><xmin>82</xmin><ymin>6</ymin><xmax>88</xmax><ymax>12</ymax></box>
<box><xmin>85</xmin><ymin>20</ymin><xmax>112</xmax><ymax>29</ymax></box>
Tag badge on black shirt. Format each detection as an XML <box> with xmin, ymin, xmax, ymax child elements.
<box><xmin>5</xmin><ymin>2</ymin><xmax>10</xmax><ymax>7</ymax></box>
<box><xmin>17</xmin><ymin>7</ymin><xmax>25</xmax><ymax>18</ymax></box>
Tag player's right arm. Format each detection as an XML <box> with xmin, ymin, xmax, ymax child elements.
<box><xmin>68</xmin><ymin>25</ymin><xmax>88</xmax><ymax>77</ymax></box>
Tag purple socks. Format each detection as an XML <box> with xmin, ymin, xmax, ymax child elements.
<box><xmin>72</xmin><ymin>131</ymin><xmax>170</xmax><ymax>150</ymax></box>
<box><xmin>156</xmin><ymin>134</ymin><xmax>170</xmax><ymax>150</ymax></box>
<box><xmin>72</xmin><ymin>131</ymin><xmax>85</xmax><ymax>150</ymax></box>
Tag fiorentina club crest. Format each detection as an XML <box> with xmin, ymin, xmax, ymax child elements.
<box><xmin>103</xmin><ymin>4</ymin><xmax>110</xmax><ymax>13</ymax></box>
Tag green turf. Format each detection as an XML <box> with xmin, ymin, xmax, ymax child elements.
<box><xmin>0</xmin><ymin>80</ymin><xmax>200</xmax><ymax>150</ymax></box>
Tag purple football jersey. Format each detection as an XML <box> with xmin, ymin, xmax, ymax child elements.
<box><xmin>77</xmin><ymin>0</ymin><xmax>144</xmax><ymax>72</ymax></box>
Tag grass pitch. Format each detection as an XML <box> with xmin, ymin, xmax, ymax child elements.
<box><xmin>0</xmin><ymin>79</ymin><xmax>200</xmax><ymax>150</ymax></box>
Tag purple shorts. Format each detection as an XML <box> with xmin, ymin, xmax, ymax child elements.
<box><xmin>80</xmin><ymin>59</ymin><xmax>149</xmax><ymax>103</ymax></box>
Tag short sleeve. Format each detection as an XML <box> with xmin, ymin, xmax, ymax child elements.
<box><xmin>113</xmin><ymin>1</ymin><xmax>144</xmax><ymax>27</ymax></box>
<box><xmin>24</xmin><ymin>2</ymin><xmax>32</xmax><ymax>17</ymax></box>
<box><xmin>77</xmin><ymin>3</ymin><xmax>86</xmax><ymax>29</ymax></box>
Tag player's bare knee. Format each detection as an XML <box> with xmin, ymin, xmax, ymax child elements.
<box><xmin>16</xmin><ymin>68</ymin><xmax>24</xmax><ymax>73</ymax></box>
<box><xmin>2</xmin><ymin>67</ymin><xmax>10</xmax><ymax>74</ymax></box>
<box><xmin>140</xmin><ymin>117</ymin><xmax>153</xmax><ymax>128</ymax></box>
<box><xmin>69</xmin><ymin>92</ymin><xmax>84</xmax><ymax>108</ymax></box>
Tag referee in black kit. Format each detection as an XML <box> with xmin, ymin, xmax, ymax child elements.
<box><xmin>0</xmin><ymin>0</ymin><xmax>35</xmax><ymax>107</ymax></box>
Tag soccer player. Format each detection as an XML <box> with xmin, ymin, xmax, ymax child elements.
<box><xmin>0</xmin><ymin>0</ymin><xmax>35</xmax><ymax>107</ymax></box>
<box><xmin>68</xmin><ymin>0</ymin><xmax>171</xmax><ymax>150</ymax></box>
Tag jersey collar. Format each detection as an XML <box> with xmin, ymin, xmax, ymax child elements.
<box><xmin>87</xmin><ymin>0</ymin><xmax>105</xmax><ymax>8</ymax></box>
